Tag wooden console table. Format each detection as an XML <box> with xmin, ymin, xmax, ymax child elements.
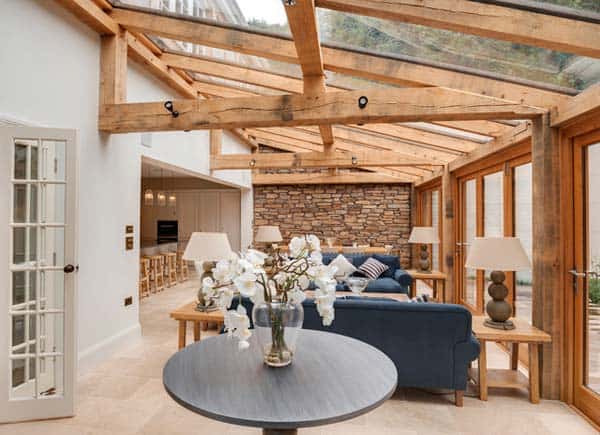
<box><xmin>170</xmin><ymin>302</ymin><xmax>224</xmax><ymax>349</ymax></box>
<box><xmin>406</xmin><ymin>269</ymin><xmax>447</xmax><ymax>301</ymax></box>
<box><xmin>470</xmin><ymin>316</ymin><xmax>551</xmax><ymax>403</ymax></box>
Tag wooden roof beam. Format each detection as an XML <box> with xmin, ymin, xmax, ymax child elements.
<box><xmin>253</xmin><ymin>172</ymin><xmax>413</xmax><ymax>185</ymax></box>
<box><xmin>316</xmin><ymin>0</ymin><xmax>600</xmax><ymax>59</ymax></box>
<box><xmin>283</xmin><ymin>0</ymin><xmax>335</xmax><ymax>151</ymax></box>
<box><xmin>99</xmin><ymin>87</ymin><xmax>545</xmax><ymax>134</ymax></box>
<box><xmin>109</xmin><ymin>7</ymin><xmax>568</xmax><ymax>109</ymax></box>
<box><xmin>211</xmin><ymin>151</ymin><xmax>439</xmax><ymax>170</ymax></box>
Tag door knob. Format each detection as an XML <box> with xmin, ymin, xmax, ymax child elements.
<box><xmin>63</xmin><ymin>264</ymin><xmax>76</xmax><ymax>274</ymax></box>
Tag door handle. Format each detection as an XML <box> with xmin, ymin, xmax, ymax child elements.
<box><xmin>63</xmin><ymin>264</ymin><xmax>76</xmax><ymax>274</ymax></box>
<box><xmin>569</xmin><ymin>269</ymin><xmax>586</xmax><ymax>293</ymax></box>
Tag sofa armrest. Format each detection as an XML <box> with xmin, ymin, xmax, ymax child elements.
<box><xmin>452</xmin><ymin>334</ymin><xmax>481</xmax><ymax>390</ymax></box>
<box><xmin>393</xmin><ymin>269</ymin><xmax>412</xmax><ymax>287</ymax></box>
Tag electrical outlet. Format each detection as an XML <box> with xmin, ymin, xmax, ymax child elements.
<box><xmin>124</xmin><ymin>296</ymin><xmax>133</xmax><ymax>307</ymax></box>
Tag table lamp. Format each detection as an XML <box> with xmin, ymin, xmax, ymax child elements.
<box><xmin>254</xmin><ymin>225</ymin><xmax>283</xmax><ymax>250</ymax></box>
<box><xmin>465</xmin><ymin>237</ymin><xmax>531</xmax><ymax>330</ymax></box>
<box><xmin>183</xmin><ymin>232</ymin><xmax>232</xmax><ymax>312</ymax></box>
<box><xmin>408</xmin><ymin>227</ymin><xmax>440</xmax><ymax>273</ymax></box>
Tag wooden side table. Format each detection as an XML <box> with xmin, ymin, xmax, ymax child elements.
<box><xmin>471</xmin><ymin>316</ymin><xmax>552</xmax><ymax>403</ymax></box>
<box><xmin>170</xmin><ymin>302</ymin><xmax>225</xmax><ymax>349</ymax></box>
<box><xmin>406</xmin><ymin>269</ymin><xmax>447</xmax><ymax>301</ymax></box>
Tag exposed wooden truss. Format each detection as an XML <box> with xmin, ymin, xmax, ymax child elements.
<box><xmin>283</xmin><ymin>0</ymin><xmax>335</xmax><ymax>150</ymax></box>
<box><xmin>98</xmin><ymin>87</ymin><xmax>544</xmax><ymax>134</ymax></box>
<box><xmin>253</xmin><ymin>172</ymin><xmax>414</xmax><ymax>185</ymax></box>
<box><xmin>211</xmin><ymin>150</ymin><xmax>439</xmax><ymax>170</ymax></box>
<box><xmin>108</xmin><ymin>7</ymin><xmax>569</xmax><ymax>109</ymax></box>
<box><xmin>316</xmin><ymin>0</ymin><xmax>600</xmax><ymax>59</ymax></box>
<box><xmin>55</xmin><ymin>0</ymin><xmax>600</xmax><ymax>186</ymax></box>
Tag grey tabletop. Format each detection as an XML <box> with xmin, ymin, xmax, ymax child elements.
<box><xmin>163</xmin><ymin>329</ymin><xmax>398</xmax><ymax>430</ymax></box>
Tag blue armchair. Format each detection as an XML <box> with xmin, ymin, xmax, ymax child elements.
<box><xmin>322</xmin><ymin>253</ymin><xmax>412</xmax><ymax>294</ymax></box>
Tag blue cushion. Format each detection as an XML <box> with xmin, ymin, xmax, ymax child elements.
<box><xmin>373</xmin><ymin>254</ymin><xmax>400</xmax><ymax>278</ymax></box>
<box><xmin>366</xmin><ymin>277</ymin><xmax>404</xmax><ymax>293</ymax></box>
<box><xmin>394</xmin><ymin>269</ymin><xmax>413</xmax><ymax>287</ymax></box>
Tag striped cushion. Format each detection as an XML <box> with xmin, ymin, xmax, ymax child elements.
<box><xmin>358</xmin><ymin>257</ymin><xmax>389</xmax><ymax>280</ymax></box>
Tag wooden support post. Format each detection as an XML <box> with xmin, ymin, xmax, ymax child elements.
<box><xmin>210</xmin><ymin>129</ymin><xmax>222</xmax><ymax>155</ymax></box>
<box><xmin>531</xmin><ymin>113</ymin><xmax>562</xmax><ymax>399</ymax></box>
<box><xmin>99</xmin><ymin>28</ymin><xmax>128</xmax><ymax>105</ymax></box>
<box><xmin>441</xmin><ymin>166</ymin><xmax>456</xmax><ymax>303</ymax></box>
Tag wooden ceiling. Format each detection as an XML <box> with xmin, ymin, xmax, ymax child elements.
<box><xmin>55</xmin><ymin>0</ymin><xmax>600</xmax><ymax>184</ymax></box>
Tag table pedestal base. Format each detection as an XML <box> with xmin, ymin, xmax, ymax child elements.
<box><xmin>263</xmin><ymin>429</ymin><xmax>297</xmax><ymax>435</ymax></box>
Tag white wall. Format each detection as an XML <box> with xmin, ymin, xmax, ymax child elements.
<box><xmin>0</xmin><ymin>0</ymin><xmax>253</xmax><ymax>372</ymax></box>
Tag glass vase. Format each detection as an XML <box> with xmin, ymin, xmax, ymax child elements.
<box><xmin>252</xmin><ymin>301</ymin><xmax>304</xmax><ymax>368</ymax></box>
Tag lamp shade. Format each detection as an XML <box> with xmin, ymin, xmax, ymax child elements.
<box><xmin>408</xmin><ymin>226</ymin><xmax>439</xmax><ymax>244</ymax></box>
<box><xmin>182</xmin><ymin>232</ymin><xmax>232</xmax><ymax>262</ymax></box>
<box><xmin>465</xmin><ymin>237</ymin><xmax>531</xmax><ymax>271</ymax></box>
<box><xmin>254</xmin><ymin>225</ymin><xmax>283</xmax><ymax>243</ymax></box>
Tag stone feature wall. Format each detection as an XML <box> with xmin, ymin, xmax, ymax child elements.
<box><xmin>254</xmin><ymin>184</ymin><xmax>412</xmax><ymax>268</ymax></box>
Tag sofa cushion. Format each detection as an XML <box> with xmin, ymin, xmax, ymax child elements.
<box><xmin>366</xmin><ymin>277</ymin><xmax>403</xmax><ymax>293</ymax></box>
<box><xmin>373</xmin><ymin>254</ymin><xmax>401</xmax><ymax>278</ymax></box>
<box><xmin>328</xmin><ymin>254</ymin><xmax>357</xmax><ymax>279</ymax></box>
<box><xmin>358</xmin><ymin>258</ymin><xmax>389</xmax><ymax>280</ymax></box>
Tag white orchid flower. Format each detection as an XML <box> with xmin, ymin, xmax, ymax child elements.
<box><xmin>297</xmin><ymin>274</ymin><xmax>310</xmax><ymax>291</ymax></box>
<box><xmin>309</xmin><ymin>250</ymin><xmax>323</xmax><ymax>265</ymax></box>
<box><xmin>245</xmin><ymin>249</ymin><xmax>268</xmax><ymax>268</ymax></box>
<box><xmin>234</xmin><ymin>272</ymin><xmax>258</xmax><ymax>298</ymax></box>
<box><xmin>217</xmin><ymin>287</ymin><xmax>235</xmax><ymax>310</ymax></box>
<box><xmin>224</xmin><ymin>308</ymin><xmax>252</xmax><ymax>350</ymax></box>
<box><xmin>306</xmin><ymin>234</ymin><xmax>321</xmax><ymax>252</ymax></box>
<box><xmin>289</xmin><ymin>236</ymin><xmax>307</xmax><ymax>258</ymax></box>
<box><xmin>213</xmin><ymin>259</ymin><xmax>233</xmax><ymax>282</ymax></box>
<box><xmin>288</xmin><ymin>289</ymin><xmax>306</xmax><ymax>305</ymax></box>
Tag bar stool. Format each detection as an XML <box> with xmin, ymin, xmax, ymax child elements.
<box><xmin>139</xmin><ymin>258</ymin><xmax>150</xmax><ymax>299</ymax></box>
<box><xmin>165</xmin><ymin>252</ymin><xmax>178</xmax><ymax>287</ymax></box>
<box><xmin>176</xmin><ymin>250</ymin><xmax>189</xmax><ymax>282</ymax></box>
<box><xmin>149</xmin><ymin>255</ymin><xmax>165</xmax><ymax>292</ymax></box>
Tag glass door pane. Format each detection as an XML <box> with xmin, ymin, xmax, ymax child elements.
<box><xmin>514</xmin><ymin>163</ymin><xmax>533</xmax><ymax>324</ymax></box>
<box><xmin>483</xmin><ymin>171</ymin><xmax>504</xmax><ymax>307</ymax></box>
<box><xmin>586</xmin><ymin>143</ymin><xmax>600</xmax><ymax>395</ymax></box>
<box><xmin>464</xmin><ymin>179</ymin><xmax>477</xmax><ymax>308</ymax></box>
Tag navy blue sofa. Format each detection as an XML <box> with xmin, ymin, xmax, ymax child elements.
<box><xmin>322</xmin><ymin>253</ymin><xmax>412</xmax><ymax>294</ymax></box>
<box><xmin>233</xmin><ymin>296</ymin><xmax>480</xmax><ymax>406</ymax></box>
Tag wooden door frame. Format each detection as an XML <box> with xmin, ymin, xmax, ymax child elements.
<box><xmin>569</xmin><ymin>128</ymin><xmax>600</xmax><ymax>425</ymax></box>
<box><xmin>415</xmin><ymin>180</ymin><xmax>443</xmax><ymax>272</ymax></box>
<box><xmin>453</xmin><ymin>141</ymin><xmax>531</xmax><ymax>315</ymax></box>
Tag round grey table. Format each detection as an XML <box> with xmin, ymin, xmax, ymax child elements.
<box><xmin>163</xmin><ymin>329</ymin><xmax>397</xmax><ymax>435</ymax></box>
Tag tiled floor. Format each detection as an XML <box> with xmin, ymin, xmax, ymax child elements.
<box><xmin>1</xmin><ymin>279</ymin><xmax>598</xmax><ymax>435</ymax></box>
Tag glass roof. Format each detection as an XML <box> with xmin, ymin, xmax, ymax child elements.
<box><xmin>151</xmin><ymin>37</ymin><xmax>303</xmax><ymax>78</ymax></box>
<box><xmin>112</xmin><ymin>0</ymin><xmax>290</xmax><ymax>35</ymax></box>
<box><xmin>515</xmin><ymin>0</ymin><xmax>600</xmax><ymax>13</ymax></box>
<box><xmin>317</xmin><ymin>9</ymin><xmax>600</xmax><ymax>92</ymax></box>
<box><xmin>192</xmin><ymin>72</ymin><xmax>284</xmax><ymax>95</ymax></box>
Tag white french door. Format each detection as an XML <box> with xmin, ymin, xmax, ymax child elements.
<box><xmin>0</xmin><ymin>126</ymin><xmax>77</xmax><ymax>423</ymax></box>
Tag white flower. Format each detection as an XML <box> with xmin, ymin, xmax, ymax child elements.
<box><xmin>297</xmin><ymin>274</ymin><xmax>310</xmax><ymax>291</ymax></box>
<box><xmin>288</xmin><ymin>289</ymin><xmax>306</xmax><ymax>305</ymax></box>
<box><xmin>314</xmin><ymin>289</ymin><xmax>335</xmax><ymax>326</ymax></box>
<box><xmin>310</xmin><ymin>250</ymin><xmax>323</xmax><ymax>265</ymax></box>
<box><xmin>289</xmin><ymin>236</ymin><xmax>307</xmax><ymax>258</ymax></box>
<box><xmin>244</xmin><ymin>249</ymin><xmax>268</xmax><ymax>268</ymax></box>
<box><xmin>306</xmin><ymin>234</ymin><xmax>321</xmax><ymax>252</ymax></box>
<box><xmin>224</xmin><ymin>309</ymin><xmax>252</xmax><ymax>350</ymax></box>
<box><xmin>217</xmin><ymin>287</ymin><xmax>234</xmax><ymax>310</ymax></box>
<box><xmin>233</xmin><ymin>272</ymin><xmax>258</xmax><ymax>298</ymax></box>
<box><xmin>213</xmin><ymin>259</ymin><xmax>234</xmax><ymax>282</ymax></box>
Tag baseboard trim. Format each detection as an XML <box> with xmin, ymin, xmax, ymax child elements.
<box><xmin>77</xmin><ymin>322</ymin><xmax>142</xmax><ymax>376</ymax></box>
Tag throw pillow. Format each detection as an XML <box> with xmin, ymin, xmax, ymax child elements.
<box><xmin>409</xmin><ymin>295</ymin><xmax>431</xmax><ymax>303</ymax></box>
<box><xmin>328</xmin><ymin>254</ymin><xmax>357</xmax><ymax>279</ymax></box>
<box><xmin>358</xmin><ymin>257</ymin><xmax>389</xmax><ymax>280</ymax></box>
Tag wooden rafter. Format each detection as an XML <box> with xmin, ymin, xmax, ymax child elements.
<box><xmin>315</xmin><ymin>0</ymin><xmax>600</xmax><ymax>59</ymax></box>
<box><xmin>551</xmin><ymin>82</ymin><xmax>600</xmax><ymax>128</ymax></box>
<box><xmin>99</xmin><ymin>29</ymin><xmax>128</xmax><ymax>105</ymax></box>
<box><xmin>283</xmin><ymin>0</ymin><xmax>335</xmax><ymax>151</ymax></box>
<box><xmin>212</xmin><ymin>151</ymin><xmax>438</xmax><ymax>170</ymax></box>
<box><xmin>109</xmin><ymin>7</ymin><xmax>569</xmax><ymax>109</ymax></box>
<box><xmin>253</xmin><ymin>172</ymin><xmax>413</xmax><ymax>185</ymax></box>
<box><xmin>98</xmin><ymin>87</ymin><xmax>544</xmax><ymax>134</ymax></box>
<box><xmin>433</xmin><ymin>121</ymin><xmax>513</xmax><ymax>138</ymax></box>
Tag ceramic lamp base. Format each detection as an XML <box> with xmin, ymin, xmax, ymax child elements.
<box><xmin>484</xmin><ymin>318</ymin><xmax>515</xmax><ymax>330</ymax></box>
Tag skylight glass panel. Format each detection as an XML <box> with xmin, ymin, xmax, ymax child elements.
<box><xmin>192</xmin><ymin>72</ymin><xmax>284</xmax><ymax>95</ymax></box>
<box><xmin>522</xmin><ymin>0</ymin><xmax>600</xmax><ymax>13</ymax></box>
<box><xmin>151</xmin><ymin>37</ymin><xmax>303</xmax><ymax>78</ymax></box>
<box><xmin>317</xmin><ymin>9</ymin><xmax>600</xmax><ymax>91</ymax></box>
<box><xmin>112</xmin><ymin>0</ymin><xmax>290</xmax><ymax>35</ymax></box>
